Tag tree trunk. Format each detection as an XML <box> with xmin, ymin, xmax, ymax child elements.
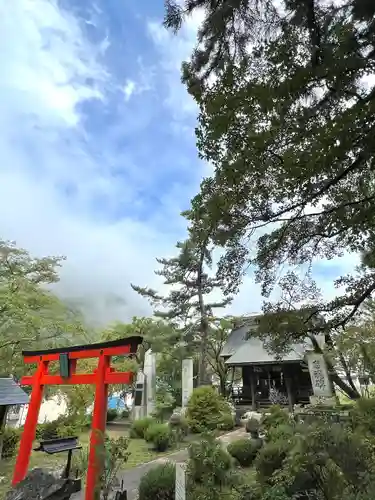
<box><xmin>197</xmin><ymin>245</ymin><xmax>209</xmax><ymax>386</ymax></box>
<box><xmin>219</xmin><ymin>374</ymin><xmax>226</xmax><ymax>396</ymax></box>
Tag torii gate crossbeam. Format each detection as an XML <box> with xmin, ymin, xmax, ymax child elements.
<box><xmin>12</xmin><ymin>336</ymin><xmax>143</xmax><ymax>500</ymax></box>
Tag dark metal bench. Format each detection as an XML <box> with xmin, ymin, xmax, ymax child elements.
<box><xmin>34</xmin><ymin>436</ymin><xmax>82</xmax><ymax>480</ymax></box>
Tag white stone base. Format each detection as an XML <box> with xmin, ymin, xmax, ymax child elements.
<box><xmin>132</xmin><ymin>405</ymin><xmax>146</xmax><ymax>420</ymax></box>
<box><xmin>309</xmin><ymin>395</ymin><xmax>337</xmax><ymax>406</ymax></box>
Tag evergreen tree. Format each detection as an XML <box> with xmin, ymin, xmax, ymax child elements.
<box><xmin>164</xmin><ymin>0</ymin><xmax>375</xmax><ymax>398</ymax></box>
<box><xmin>131</xmin><ymin>235</ymin><xmax>231</xmax><ymax>385</ymax></box>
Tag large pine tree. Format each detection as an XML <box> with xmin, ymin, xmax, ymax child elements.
<box><xmin>164</xmin><ymin>0</ymin><xmax>375</xmax><ymax>330</ymax></box>
<box><xmin>132</xmin><ymin>235</ymin><xmax>231</xmax><ymax>385</ymax></box>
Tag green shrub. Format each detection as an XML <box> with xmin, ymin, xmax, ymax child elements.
<box><xmin>36</xmin><ymin>420</ymin><xmax>61</xmax><ymax>441</ymax></box>
<box><xmin>218</xmin><ymin>413</ymin><xmax>235</xmax><ymax>431</ymax></box>
<box><xmin>106</xmin><ymin>409</ymin><xmax>118</xmax><ymax>422</ymax></box>
<box><xmin>266</xmin><ymin>423</ymin><xmax>294</xmax><ymax>443</ymax></box>
<box><xmin>1</xmin><ymin>427</ymin><xmax>20</xmax><ymax>459</ymax></box>
<box><xmin>186</xmin><ymin>386</ymin><xmax>232</xmax><ymax>433</ymax></box>
<box><xmin>169</xmin><ymin>412</ymin><xmax>189</xmax><ymax>433</ymax></box>
<box><xmin>130</xmin><ymin>417</ymin><xmax>155</xmax><ymax>439</ymax></box>
<box><xmin>145</xmin><ymin>423</ymin><xmax>171</xmax><ymax>451</ymax></box>
<box><xmin>254</xmin><ymin>439</ymin><xmax>291</xmax><ymax>483</ymax></box>
<box><xmin>169</xmin><ymin>413</ymin><xmax>189</xmax><ymax>442</ymax></box>
<box><xmin>121</xmin><ymin>408</ymin><xmax>130</xmax><ymax>419</ymax></box>
<box><xmin>260</xmin><ymin>406</ymin><xmax>289</xmax><ymax>435</ymax></box>
<box><xmin>352</xmin><ymin>398</ymin><xmax>375</xmax><ymax>434</ymax></box>
<box><xmin>188</xmin><ymin>435</ymin><xmax>233</xmax><ymax>486</ymax></box>
<box><xmin>139</xmin><ymin>462</ymin><xmax>175</xmax><ymax>500</ymax></box>
<box><xmin>36</xmin><ymin>414</ymin><xmax>89</xmax><ymax>441</ymax></box>
<box><xmin>227</xmin><ymin>438</ymin><xmax>262</xmax><ymax>467</ymax></box>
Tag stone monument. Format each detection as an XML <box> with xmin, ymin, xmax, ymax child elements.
<box><xmin>306</xmin><ymin>351</ymin><xmax>336</xmax><ymax>406</ymax></box>
<box><xmin>182</xmin><ymin>358</ymin><xmax>194</xmax><ymax>409</ymax></box>
<box><xmin>132</xmin><ymin>370</ymin><xmax>146</xmax><ymax>420</ymax></box>
<box><xmin>144</xmin><ymin>349</ymin><xmax>156</xmax><ymax>417</ymax></box>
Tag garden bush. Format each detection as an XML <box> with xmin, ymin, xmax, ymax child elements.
<box><xmin>36</xmin><ymin>420</ymin><xmax>61</xmax><ymax>441</ymax></box>
<box><xmin>227</xmin><ymin>438</ymin><xmax>262</xmax><ymax>467</ymax></box>
<box><xmin>351</xmin><ymin>397</ymin><xmax>375</xmax><ymax>435</ymax></box>
<box><xmin>254</xmin><ymin>439</ymin><xmax>292</xmax><ymax>483</ymax></box>
<box><xmin>1</xmin><ymin>426</ymin><xmax>20</xmax><ymax>459</ymax></box>
<box><xmin>121</xmin><ymin>408</ymin><xmax>130</xmax><ymax>419</ymax></box>
<box><xmin>169</xmin><ymin>412</ymin><xmax>189</xmax><ymax>432</ymax></box>
<box><xmin>260</xmin><ymin>405</ymin><xmax>290</xmax><ymax>435</ymax></box>
<box><xmin>145</xmin><ymin>423</ymin><xmax>171</xmax><ymax>451</ymax></box>
<box><xmin>218</xmin><ymin>413</ymin><xmax>235</xmax><ymax>431</ymax></box>
<box><xmin>138</xmin><ymin>462</ymin><xmax>175</xmax><ymax>500</ymax></box>
<box><xmin>106</xmin><ymin>409</ymin><xmax>118</xmax><ymax>422</ymax></box>
<box><xmin>130</xmin><ymin>417</ymin><xmax>155</xmax><ymax>439</ymax></box>
<box><xmin>186</xmin><ymin>386</ymin><xmax>232</xmax><ymax>433</ymax></box>
<box><xmin>254</xmin><ymin>420</ymin><xmax>375</xmax><ymax>499</ymax></box>
<box><xmin>266</xmin><ymin>423</ymin><xmax>295</xmax><ymax>443</ymax></box>
<box><xmin>188</xmin><ymin>434</ymin><xmax>233</xmax><ymax>486</ymax></box>
<box><xmin>169</xmin><ymin>413</ymin><xmax>189</xmax><ymax>442</ymax></box>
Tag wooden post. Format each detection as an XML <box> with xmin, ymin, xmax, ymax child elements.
<box><xmin>284</xmin><ymin>367</ymin><xmax>294</xmax><ymax>413</ymax></box>
<box><xmin>249</xmin><ymin>366</ymin><xmax>257</xmax><ymax>411</ymax></box>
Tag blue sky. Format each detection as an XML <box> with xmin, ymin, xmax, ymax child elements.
<box><xmin>0</xmin><ymin>0</ymin><xmax>358</xmax><ymax>326</ymax></box>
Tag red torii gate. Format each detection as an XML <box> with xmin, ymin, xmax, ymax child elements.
<box><xmin>12</xmin><ymin>336</ymin><xmax>143</xmax><ymax>500</ymax></box>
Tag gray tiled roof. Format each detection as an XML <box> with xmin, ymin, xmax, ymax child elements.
<box><xmin>0</xmin><ymin>378</ymin><xmax>29</xmax><ymax>406</ymax></box>
<box><xmin>221</xmin><ymin>316</ymin><xmax>309</xmax><ymax>365</ymax></box>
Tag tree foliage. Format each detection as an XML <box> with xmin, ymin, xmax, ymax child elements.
<box><xmin>0</xmin><ymin>240</ymin><xmax>88</xmax><ymax>377</ymax></box>
<box><xmin>205</xmin><ymin>317</ymin><xmax>237</xmax><ymax>396</ymax></box>
<box><xmin>164</xmin><ymin>0</ymin><xmax>375</xmax><ymax>393</ymax></box>
<box><xmin>131</xmin><ymin>236</ymin><xmax>231</xmax><ymax>384</ymax></box>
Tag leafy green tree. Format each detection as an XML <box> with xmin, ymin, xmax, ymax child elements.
<box><xmin>131</xmin><ymin>236</ymin><xmax>231</xmax><ymax>385</ymax></box>
<box><xmin>206</xmin><ymin>317</ymin><xmax>238</xmax><ymax>396</ymax></box>
<box><xmin>101</xmin><ymin>316</ymin><xmax>184</xmax><ymax>405</ymax></box>
<box><xmin>101</xmin><ymin>316</ymin><xmax>179</xmax><ymax>370</ymax></box>
<box><xmin>335</xmin><ymin>299</ymin><xmax>375</xmax><ymax>389</ymax></box>
<box><xmin>0</xmin><ymin>240</ymin><xmax>88</xmax><ymax>377</ymax></box>
<box><xmin>165</xmin><ymin>0</ymin><xmax>375</xmax><ymax>398</ymax></box>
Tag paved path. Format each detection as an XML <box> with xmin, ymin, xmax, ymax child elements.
<box><xmin>70</xmin><ymin>428</ymin><xmax>245</xmax><ymax>500</ymax></box>
<box><xmin>119</xmin><ymin>428</ymin><xmax>246</xmax><ymax>500</ymax></box>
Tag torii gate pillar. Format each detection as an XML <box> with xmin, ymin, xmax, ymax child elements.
<box><xmin>12</xmin><ymin>336</ymin><xmax>142</xmax><ymax>500</ymax></box>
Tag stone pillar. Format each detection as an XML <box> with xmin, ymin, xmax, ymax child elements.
<box><xmin>144</xmin><ymin>350</ymin><xmax>156</xmax><ymax>417</ymax></box>
<box><xmin>306</xmin><ymin>351</ymin><xmax>335</xmax><ymax>405</ymax></box>
<box><xmin>175</xmin><ymin>463</ymin><xmax>187</xmax><ymax>500</ymax></box>
<box><xmin>182</xmin><ymin>358</ymin><xmax>194</xmax><ymax>409</ymax></box>
<box><xmin>132</xmin><ymin>371</ymin><xmax>146</xmax><ymax>420</ymax></box>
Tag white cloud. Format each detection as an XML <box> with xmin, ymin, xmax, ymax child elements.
<box><xmin>0</xmin><ymin>0</ymin><xmax>188</xmax><ymax>326</ymax></box>
<box><xmin>147</xmin><ymin>10</ymin><xmax>204</xmax><ymax>118</ymax></box>
<box><xmin>123</xmin><ymin>79</ymin><xmax>136</xmax><ymax>101</ymax></box>
<box><xmin>0</xmin><ymin>0</ymin><xmax>359</xmax><ymax>334</ymax></box>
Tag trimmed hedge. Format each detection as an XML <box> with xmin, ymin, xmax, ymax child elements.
<box><xmin>186</xmin><ymin>386</ymin><xmax>232</xmax><ymax>433</ymax></box>
<box><xmin>1</xmin><ymin>427</ymin><xmax>20</xmax><ymax>459</ymax></box>
<box><xmin>139</xmin><ymin>462</ymin><xmax>175</xmax><ymax>500</ymax></box>
<box><xmin>227</xmin><ymin>438</ymin><xmax>262</xmax><ymax>467</ymax></box>
<box><xmin>145</xmin><ymin>423</ymin><xmax>171</xmax><ymax>451</ymax></box>
<box><xmin>130</xmin><ymin>417</ymin><xmax>156</xmax><ymax>439</ymax></box>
